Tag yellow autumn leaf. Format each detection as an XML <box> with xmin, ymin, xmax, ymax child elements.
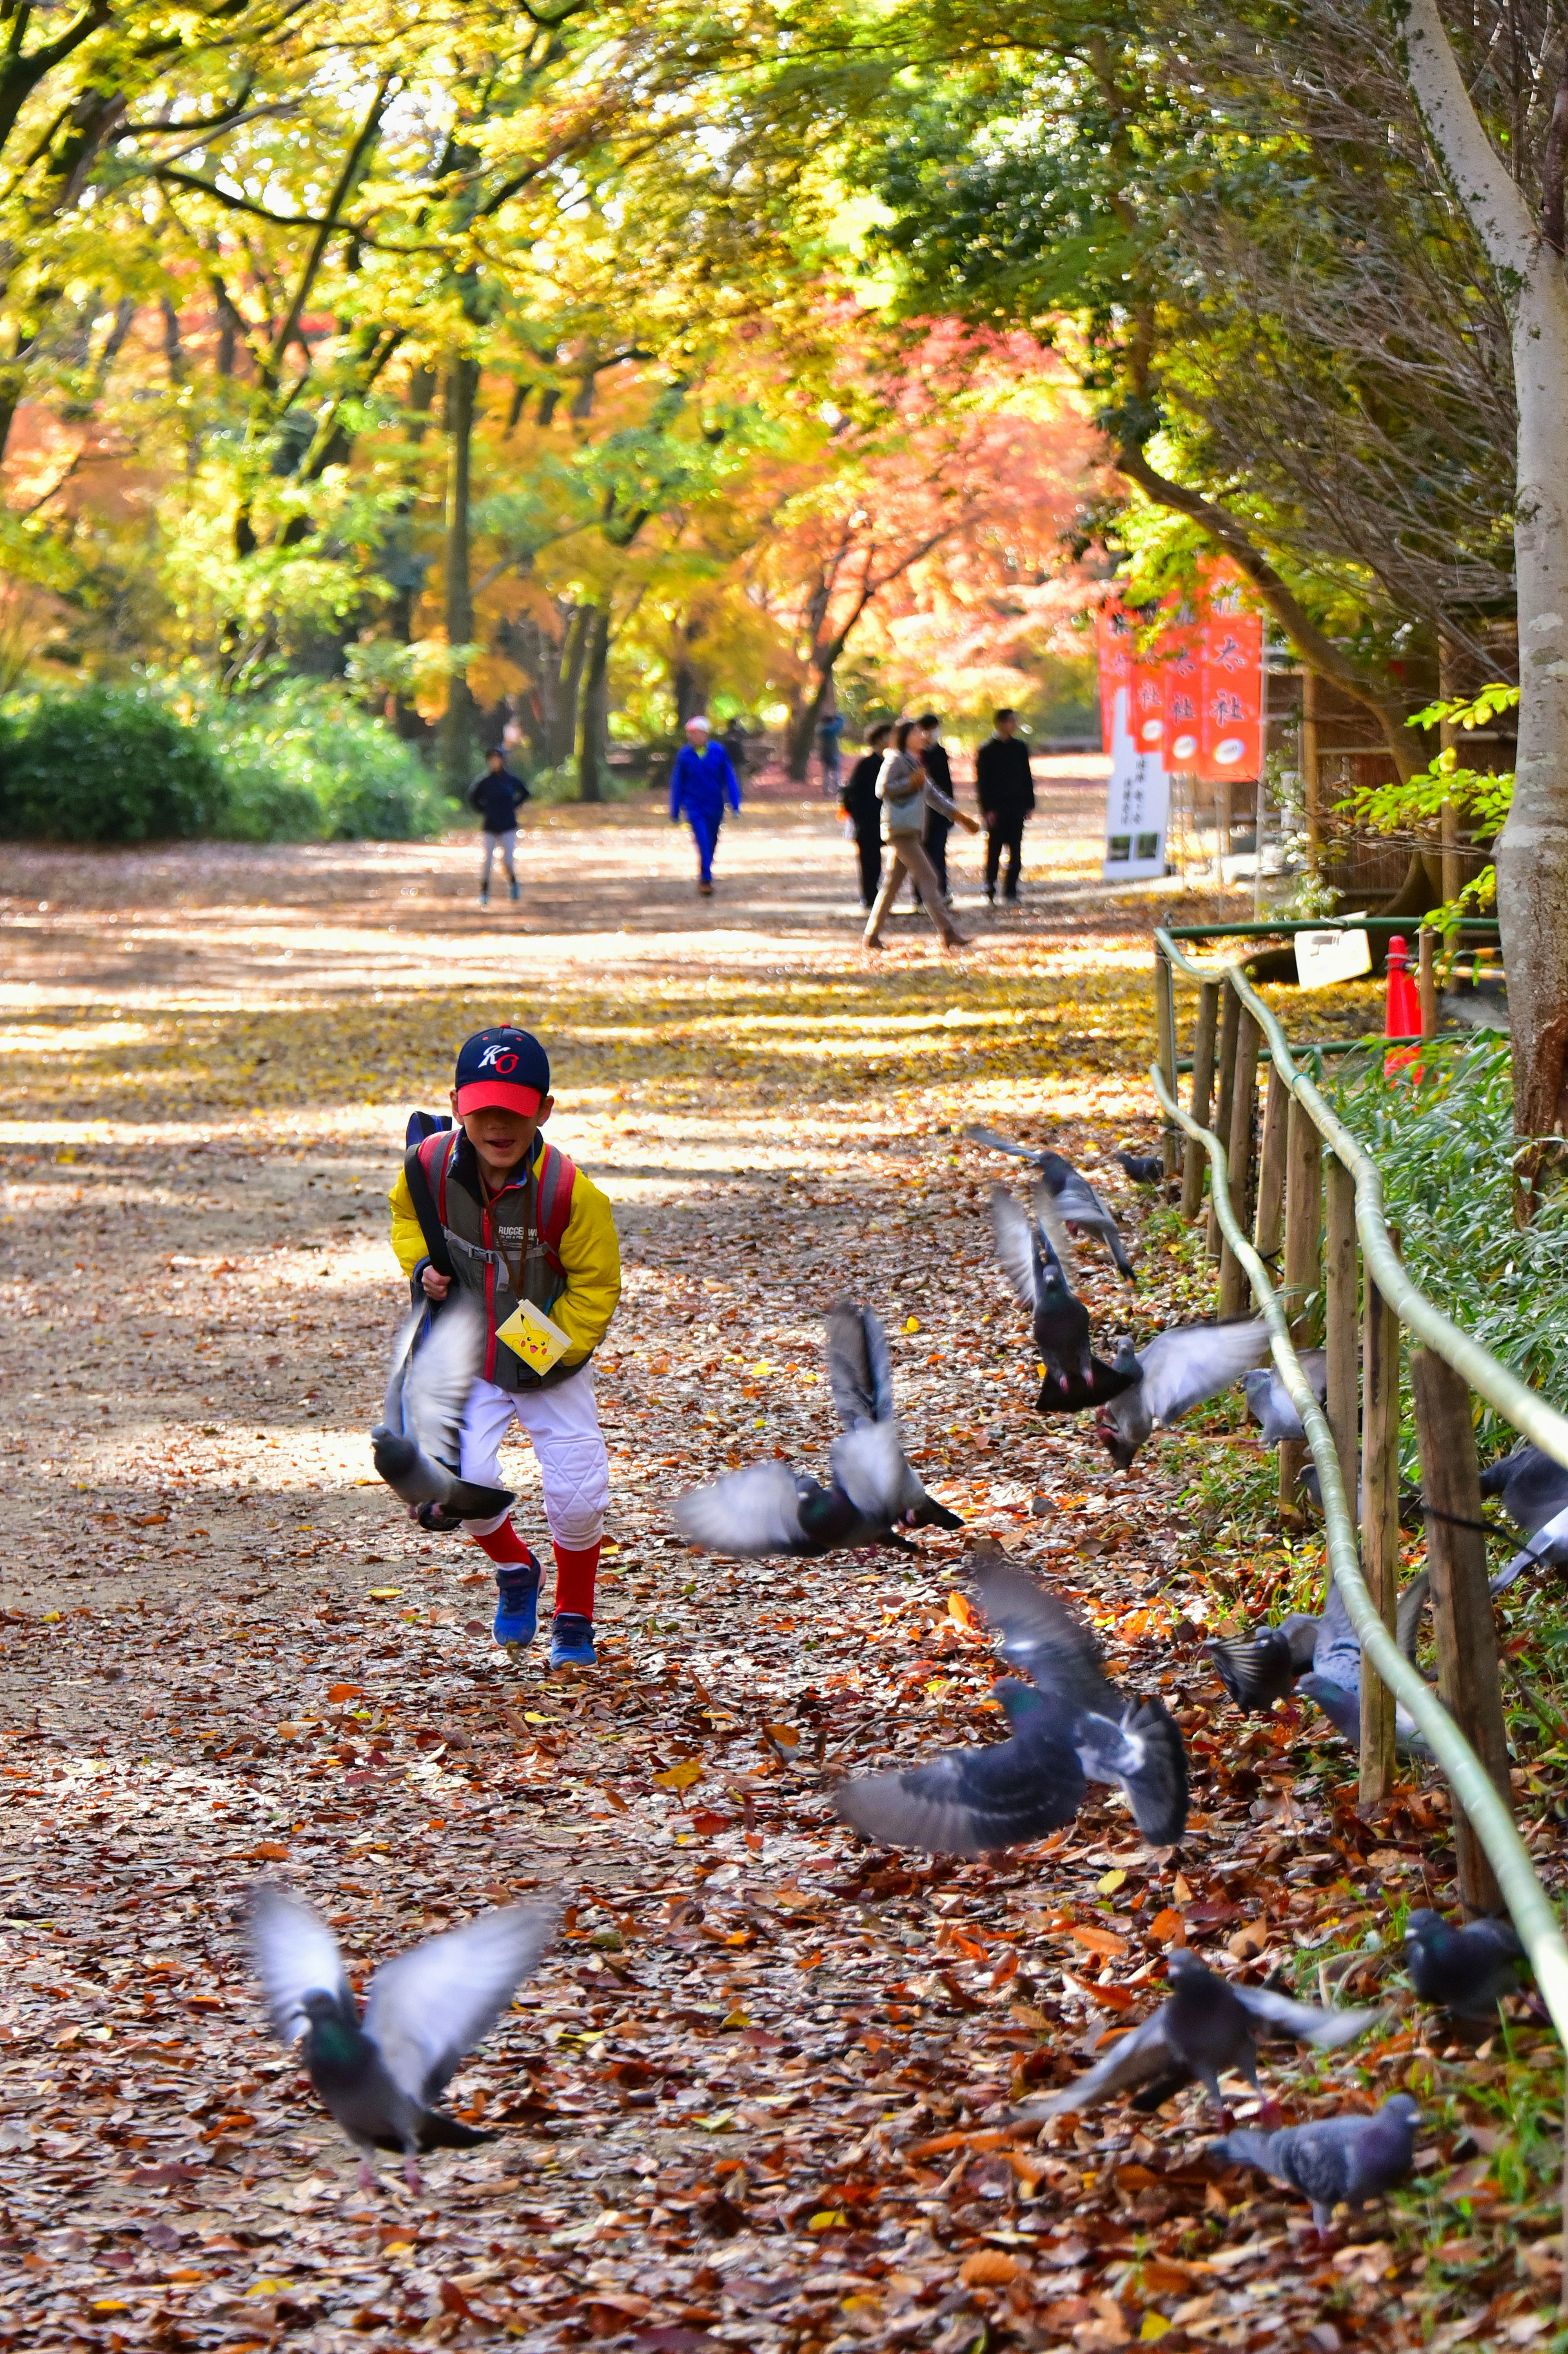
<box><xmin>653</xmin><ymin>1757</ymin><xmax>703</xmax><ymax>1790</ymax></box>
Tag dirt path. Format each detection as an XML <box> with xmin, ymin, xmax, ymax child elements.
<box><xmin>0</xmin><ymin>791</ymin><xmax>1546</xmax><ymax>2352</ymax></box>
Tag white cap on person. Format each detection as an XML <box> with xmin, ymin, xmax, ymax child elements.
<box><xmin>685</xmin><ymin>714</ymin><xmax>710</xmax><ymax>735</ymax></box>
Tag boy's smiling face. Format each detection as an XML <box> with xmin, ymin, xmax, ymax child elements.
<box><xmin>451</xmin><ymin>1093</ymin><xmax>553</xmax><ymax>1184</ymax></box>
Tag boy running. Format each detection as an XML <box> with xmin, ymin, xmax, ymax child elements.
<box><xmin>388</xmin><ymin>1027</ymin><xmax>620</xmax><ymax>1666</ymax></box>
<box><xmin>468</xmin><ymin>748</ymin><xmax>531</xmax><ymax>905</ymax></box>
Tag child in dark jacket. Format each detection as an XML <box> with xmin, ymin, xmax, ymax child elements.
<box><xmin>468</xmin><ymin>749</ymin><xmax>531</xmax><ymax>904</ymax></box>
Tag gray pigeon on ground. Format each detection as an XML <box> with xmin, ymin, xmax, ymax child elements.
<box><xmin>1111</xmin><ymin>1150</ymin><xmax>1165</xmax><ymax>1186</ymax></box>
<box><xmin>1403</xmin><ymin>1908</ymin><xmax>1526</xmax><ymax>2019</ymax></box>
<box><xmin>1296</xmin><ymin>1569</ymin><xmax>1433</xmax><ymax>1755</ymax></box>
<box><xmin>1096</xmin><ymin>1320</ymin><xmax>1272</xmax><ymax>1469</ymax></box>
<box><xmin>674</xmin><ymin>1300</ymin><xmax>961</xmax><ymax>1557</ymax></box>
<box><xmin>988</xmin><ymin>1185</ymin><xmax>1137</xmax><ymax>1411</ymax></box>
<box><xmin>836</xmin><ymin>1559</ymin><xmax>1187</xmax><ymax>1852</ymax></box>
<box><xmin>1205</xmin><ymin>1613</ymin><xmax>1321</xmax><ymax>1714</ymax></box>
<box><xmin>247</xmin><ymin>1883</ymin><xmax>559</xmax><ymax>2189</ymax></box>
<box><xmin>372</xmin><ymin>1295</ymin><xmax>516</xmax><ymax>1529</ymax></box>
<box><xmin>966</xmin><ymin>1125</ymin><xmax>1136</xmax><ymax>1278</ymax></box>
<box><xmin>1022</xmin><ymin>1947</ymin><xmax>1383</xmax><ymax>2125</ymax></box>
<box><xmin>1212</xmin><ymin>2094</ymin><xmax>1421</xmax><ymax>2235</ymax></box>
<box><xmin>1243</xmin><ymin>1350</ymin><xmax>1329</xmax><ymax>1446</ymax></box>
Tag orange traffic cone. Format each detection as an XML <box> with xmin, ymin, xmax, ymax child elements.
<box><xmin>1385</xmin><ymin>934</ymin><xmax>1421</xmax><ymax>1077</ymax></box>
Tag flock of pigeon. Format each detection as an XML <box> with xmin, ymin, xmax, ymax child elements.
<box><xmin>247</xmin><ymin>1122</ymin><xmax>1546</xmax><ymax>2246</ymax></box>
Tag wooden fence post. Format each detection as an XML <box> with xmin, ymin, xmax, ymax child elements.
<box><xmin>1205</xmin><ymin>986</ymin><xmax>1242</xmax><ymax>1262</ymax></box>
<box><xmin>1182</xmin><ymin>980</ymin><xmax>1221</xmax><ymax>1222</ymax></box>
<box><xmin>1155</xmin><ymin>950</ymin><xmax>1179</xmax><ymax>1179</ymax></box>
<box><xmin>1278</xmin><ymin>1097</ymin><xmax>1324</xmax><ymax>1518</ymax></box>
<box><xmin>1218</xmin><ymin>1009</ymin><xmax>1260</xmax><ymax>1316</ymax></box>
<box><xmin>1359</xmin><ymin>1269</ymin><xmax>1401</xmax><ymax>1809</ymax></box>
<box><xmin>1418</xmin><ymin>927</ymin><xmax>1439</xmax><ymax>1044</ymax></box>
<box><xmin>1323</xmin><ymin>1153</ymin><xmax>1359</xmax><ymax>1513</ymax></box>
<box><xmin>1410</xmin><ymin>1349</ymin><xmax>1512</xmax><ymax>1915</ymax></box>
<box><xmin>1253</xmin><ymin>1063</ymin><xmax>1290</xmax><ymax>1265</ymax></box>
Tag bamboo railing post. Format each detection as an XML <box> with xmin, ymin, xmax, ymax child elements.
<box><xmin>1411</xmin><ymin>1348</ymin><xmax>1512</xmax><ymax>1915</ymax></box>
<box><xmin>1205</xmin><ymin>985</ymin><xmax>1242</xmax><ymax>1262</ymax></box>
<box><xmin>1279</xmin><ymin>1096</ymin><xmax>1324</xmax><ymax>1519</ymax></box>
<box><xmin>1155</xmin><ymin>950</ymin><xmax>1179</xmax><ymax>1179</ymax></box>
<box><xmin>1323</xmin><ymin>1153</ymin><xmax>1359</xmax><ymax>1512</ymax></box>
<box><xmin>1418</xmin><ymin>926</ymin><xmax>1439</xmax><ymax>1044</ymax></box>
<box><xmin>1181</xmin><ymin>980</ymin><xmax>1221</xmax><ymax>1221</ymax></box>
<box><xmin>1359</xmin><ymin>1269</ymin><xmax>1401</xmax><ymax>1809</ymax></box>
<box><xmin>1254</xmin><ymin>1062</ymin><xmax>1290</xmax><ymax>1265</ymax></box>
<box><xmin>1218</xmin><ymin>1008</ymin><xmax>1260</xmax><ymax>1316</ymax></box>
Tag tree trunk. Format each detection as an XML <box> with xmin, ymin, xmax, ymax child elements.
<box><xmin>787</xmin><ymin>666</ymin><xmax>834</xmax><ymax>781</ymax></box>
<box><xmin>1399</xmin><ymin>0</ymin><xmax>1568</xmax><ymax>1144</ymax></box>
<box><xmin>551</xmin><ymin>606</ymin><xmax>592</xmax><ymax>767</ymax></box>
<box><xmin>439</xmin><ymin>355</ymin><xmax>480</xmax><ymax>794</ymax></box>
<box><xmin>577</xmin><ymin>606</ymin><xmax>610</xmax><ymax>803</ymax></box>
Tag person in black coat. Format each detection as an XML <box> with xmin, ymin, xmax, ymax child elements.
<box><xmin>468</xmin><ymin>747</ymin><xmax>531</xmax><ymax>905</ymax></box>
<box><xmin>840</xmin><ymin>721</ymin><xmax>892</xmax><ymax>908</ymax></box>
<box><xmin>918</xmin><ymin>711</ymin><xmax>956</xmax><ymax>901</ymax></box>
<box><xmin>975</xmin><ymin>709</ymin><xmax>1036</xmax><ymax>903</ymax></box>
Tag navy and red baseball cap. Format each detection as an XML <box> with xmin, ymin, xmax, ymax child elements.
<box><xmin>454</xmin><ymin>1026</ymin><xmax>550</xmax><ymax>1117</ymax></box>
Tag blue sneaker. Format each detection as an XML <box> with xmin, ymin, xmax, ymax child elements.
<box><xmin>549</xmin><ymin>1612</ymin><xmax>596</xmax><ymax>1668</ymax></box>
<box><xmin>493</xmin><ymin>1559</ymin><xmax>541</xmax><ymax>1649</ymax></box>
<box><xmin>509</xmin><ymin>877</ymin><xmax>520</xmax><ymax>903</ymax></box>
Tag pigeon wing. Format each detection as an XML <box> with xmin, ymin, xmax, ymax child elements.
<box><xmin>1116</xmin><ymin>1696</ymin><xmax>1190</xmax><ymax>1845</ymax></box>
<box><xmin>365</xmin><ymin>1902</ymin><xmax>561</xmax><ymax>2107</ymax></box>
<box><xmin>673</xmin><ymin>1462</ymin><xmax>808</xmax><ymax>1556</ymax></box>
<box><xmin>826</xmin><ymin>1299</ymin><xmax>895</xmax><ymax>1426</ymax></box>
<box><xmin>1312</xmin><ymin>1573</ymin><xmax>1362</xmax><ymax>1690</ymax></box>
<box><xmin>988</xmin><ymin>1186</ymin><xmax>1040</xmax><ymax>1309</ymax></box>
<box><xmin>1029</xmin><ymin>1180</ymin><xmax>1080</xmax><ymax>1285</ymax></box>
<box><xmin>1232</xmin><ymin>1984</ymin><xmax>1384</xmax><ymax>2049</ymax></box>
<box><xmin>830</xmin><ymin>1419</ymin><xmax>924</xmax><ymax>1522</ymax></box>
<box><xmin>404</xmin><ymin>1293</ymin><xmax>487</xmax><ymax>1464</ymax></box>
<box><xmin>1491</xmin><ymin>1499</ymin><xmax>1568</xmax><ymax>1594</ymax></box>
<box><xmin>247</xmin><ymin>1882</ymin><xmax>353</xmax><ymax>2042</ymax></box>
<box><xmin>965</xmin><ymin>1123</ymin><xmax>1042</xmax><ymax>1164</ymax></box>
<box><xmin>1135</xmin><ymin>1322</ymin><xmax>1270</xmax><ymax>1426</ymax></box>
<box><xmin>1394</xmin><ymin>1569</ymin><xmax>1431</xmax><ymax>1663</ymax></box>
<box><xmin>971</xmin><ymin>1560</ymin><xmax>1113</xmax><ymax>1711</ymax></box>
<box><xmin>1020</xmin><ymin>2007</ymin><xmax>1179</xmax><ymax>2119</ymax></box>
<box><xmin>381</xmin><ymin>1306</ymin><xmax>424</xmax><ymax>1434</ymax></box>
<box><xmin>835</xmin><ymin>1720</ymin><xmax>1087</xmax><ymax>1857</ymax></box>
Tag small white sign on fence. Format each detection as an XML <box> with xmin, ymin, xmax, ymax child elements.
<box><xmin>1294</xmin><ymin>926</ymin><xmax>1372</xmax><ymax>988</ymax></box>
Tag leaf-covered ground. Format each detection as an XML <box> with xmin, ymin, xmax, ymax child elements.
<box><xmin>1</xmin><ymin>785</ymin><xmax>1564</xmax><ymax>2354</ymax></box>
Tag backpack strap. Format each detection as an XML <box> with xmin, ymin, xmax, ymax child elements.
<box><xmin>403</xmin><ymin>1132</ymin><xmax>456</xmax><ymax>1284</ymax></box>
<box><xmin>535</xmin><ymin>1142</ymin><xmax>577</xmax><ymax>1255</ymax></box>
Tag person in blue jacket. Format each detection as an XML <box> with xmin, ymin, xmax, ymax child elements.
<box><xmin>668</xmin><ymin>713</ymin><xmax>742</xmax><ymax>896</ymax></box>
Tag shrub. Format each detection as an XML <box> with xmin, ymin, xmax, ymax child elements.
<box><xmin>0</xmin><ymin>683</ymin><xmax>225</xmax><ymax>842</ymax></box>
<box><xmin>201</xmin><ymin>680</ymin><xmax>451</xmax><ymax>841</ymax></box>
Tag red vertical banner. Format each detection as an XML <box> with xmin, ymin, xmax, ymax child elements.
<box><xmin>1158</xmin><ymin>599</ymin><xmax>1203</xmax><ymax>767</ymax></box>
<box><xmin>1198</xmin><ymin>570</ymin><xmax>1264</xmax><ymax>782</ymax></box>
<box><xmin>1096</xmin><ymin>600</ymin><xmax>1136</xmax><ymax>752</ymax></box>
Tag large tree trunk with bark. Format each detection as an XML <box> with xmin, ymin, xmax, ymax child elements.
<box><xmin>1399</xmin><ymin>0</ymin><xmax>1568</xmax><ymax>1143</ymax></box>
<box><xmin>439</xmin><ymin>357</ymin><xmax>480</xmax><ymax>794</ymax></box>
<box><xmin>787</xmin><ymin>667</ymin><xmax>835</xmax><ymax>781</ymax></box>
<box><xmin>577</xmin><ymin>606</ymin><xmax>610</xmax><ymax>803</ymax></box>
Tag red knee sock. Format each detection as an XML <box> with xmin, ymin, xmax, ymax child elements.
<box><xmin>552</xmin><ymin>1540</ymin><xmax>600</xmax><ymax>1620</ymax></box>
<box><xmin>470</xmin><ymin>1519</ymin><xmax>539</xmax><ymax>1573</ymax></box>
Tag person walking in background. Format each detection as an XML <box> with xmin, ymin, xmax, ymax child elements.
<box><xmin>864</xmin><ymin>719</ymin><xmax>980</xmax><ymax>952</ymax></box>
<box><xmin>670</xmin><ymin>713</ymin><xmax>742</xmax><ymax>896</ymax></box>
<box><xmin>840</xmin><ymin>721</ymin><xmax>891</xmax><ymax>909</ymax></box>
<box><xmin>468</xmin><ymin>745</ymin><xmax>531</xmax><ymax>905</ymax></box>
<box><xmin>721</xmin><ymin>716</ymin><xmax>751</xmax><ymax>778</ymax></box>
<box><xmin>917</xmin><ymin>712</ymin><xmax>956</xmax><ymax>903</ymax></box>
<box><xmin>976</xmin><ymin>707</ymin><xmax>1036</xmax><ymax>904</ymax></box>
<box><xmin>816</xmin><ymin>709</ymin><xmax>844</xmax><ymax>798</ymax></box>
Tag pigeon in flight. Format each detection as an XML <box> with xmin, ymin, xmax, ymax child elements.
<box><xmin>1205</xmin><ymin>1613</ymin><xmax>1321</xmax><ymax>1714</ymax></box>
<box><xmin>1096</xmin><ymin>1321</ymin><xmax>1272</xmax><ymax>1469</ymax></box>
<box><xmin>1243</xmin><ymin>1350</ymin><xmax>1329</xmax><ymax>1447</ymax></box>
<box><xmin>247</xmin><ymin>1883</ymin><xmax>559</xmax><ymax>2188</ymax></box>
<box><xmin>836</xmin><ymin>1559</ymin><xmax>1187</xmax><ymax>1852</ymax></box>
<box><xmin>1492</xmin><ymin>1502</ymin><xmax>1568</xmax><ymax>1595</ymax></box>
<box><xmin>1023</xmin><ymin>1947</ymin><xmax>1383</xmax><ymax>2126</ymax></box>
<box><xmin>1296</xmin><ymin>1569</ymin><xmax>1433</xmax><ymax>1755</ymax></box>
<box><xmin>1481</xmin><ymin>1442</ymin><xmax>1568</xmax><ymax>1592</ymax></box>
<box><xmin>1403</xmin><ymin>1908</ymin><xmax>1526</xmax><ymax>2020</ymax></box>
<box><xmin>1212</xmin><ymin>2095</ymin><xmax>1422</xmax><ymax>2236</ymax></box>
<box><xmin>1111</xmin><ymin>1149</ymin><xmax>1165</xmax><ymax>1186</ymax></box>
<box><xmin>674</xmin><ymin>1300</ymin><xmax>961</xmax><ymax>1558</ymax></box>
<box><xmin>372</xmin><ymin>1295</ymin><xmax>516</xmax><ymax>1530</ymax></box>
<box><xmin>966</xmin><ymin>1125</ymin><xmax>1135</xmax><ymax>1278</ymax></box>
<box><xmin>988</xmin><ymin>1185</ymin><xmax>1137</xmax><ymax>1411</ymax></box>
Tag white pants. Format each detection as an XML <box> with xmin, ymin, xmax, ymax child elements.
<box><xmin>459</xmin><ymin>1363</ymin><xmax>609</xmax><ymax>1548</ymax></box>
<box><xmin>481</xmin><ymin>829</ymin><xmax>517</xmax><ymax>889</ymax></box>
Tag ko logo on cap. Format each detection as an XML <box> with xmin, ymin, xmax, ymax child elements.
<box><xmin>477</xmin><ymin>1041</ymin><xmax>520</xmax><ymax>1073</ymax></box>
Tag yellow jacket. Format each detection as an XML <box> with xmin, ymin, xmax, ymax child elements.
<box><xmin>388</xmin><ymin>1132</ymin><xmax>619</xmax><ymax>1371</ymax></box>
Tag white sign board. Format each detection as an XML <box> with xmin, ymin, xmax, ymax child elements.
<box><xmin>1102</xmin><ymin>684</ymin><xmax>1170</xmax><ymax>880</ymax></box>
<box><xmin>1294</xmin><ymin>927</ymin><xmax>1372</xmax><ymax>988</ymax></box>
